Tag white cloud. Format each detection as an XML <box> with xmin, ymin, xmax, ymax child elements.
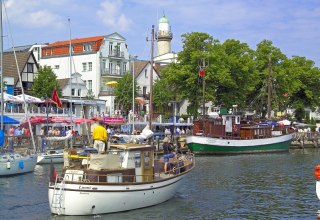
<box><xmin>96</xmin><ymin>0</ymin><xmax>132</xmax><ymax>32</ymax></box>
<box><xmin>4</xmin><ymin>0</ymin><xmax>64</xmax><ymax>29</ymax></box>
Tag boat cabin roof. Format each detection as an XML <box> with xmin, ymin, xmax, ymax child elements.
<box><xmin>110</xmin><ymin>143</ymin><xmax>154</xmax><ymax>151</ymax></box>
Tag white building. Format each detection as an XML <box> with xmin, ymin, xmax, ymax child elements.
<box><xmin>39</xmin><ymin>33</ymin><xmax>130</xmax><ymax>115</ymax></box>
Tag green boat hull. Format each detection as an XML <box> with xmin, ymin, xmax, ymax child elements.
<box><xmin>186</xmin><ymin>134</ymin><xmax>293</xmax><ymax>155</ymax></box>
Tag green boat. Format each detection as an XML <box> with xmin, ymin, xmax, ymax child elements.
<box><xmin>186</xmin><ymin>114</ymin><xmax>294</xmax><ymax>155</ymax></box>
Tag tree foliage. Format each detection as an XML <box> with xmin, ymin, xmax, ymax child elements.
<box><xmin>153</xmin><ymin>78</ymin><xmax>174</xmax><ymax>114</ymax></box>
<box><xmin>114</xmin><ymin>73</ymin><xmax>139</xmax><ymax>111</ymax></box>
<box><xmin>157</xmin><ymin>33</ymin><xmax>320</xmax><ymax>120</ymax></box>
<box><xmin>30</xmin><ymin>65</ymin><xmax>61</xmax><ymax>98</ymax></box>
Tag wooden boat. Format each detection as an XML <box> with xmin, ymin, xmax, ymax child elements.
<box><xmin>186</xmin><ymin>113</ymin><xmax>294</xmax><ymax>154</ymax></box>
<box><xmin>48</xmin><ymin>144</ymin><xmax>195</xmax><ymax>215</ymax></box>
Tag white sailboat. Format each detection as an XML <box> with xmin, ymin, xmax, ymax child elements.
<box><xmin>0</xmin><ymin>0</ymin><xmax>37</xmax><ymax>176</ymax></box>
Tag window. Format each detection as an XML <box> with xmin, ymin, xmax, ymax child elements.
<box><xmin>88</xmin><ymin>80</ymin><xmax>92</xmax><ymax>91</ymax></box>
<box><xmin>109</xmin><ymin>62</ymin><xmax>113</xmax><ymax>74</ymax></box>
<box><xmin>27</xmin><ymin>63</ymin><xmax>33</xmax><ymax>72</ymax></box>
<box><xmin>71</xmin><ymin>89</ymin><xmax>75</xmax><ymax>96</ymax></box>
<box><xmin>109</xmin><ymin>42</ymin><xmax>113</xmax><ymax>55</ymax></box>
<box><xmin>88</xmin><ymin>62</ymin><xmax>92</xmax><ymax>71</ymax></box>
<box><xmin>77</xmin><ymin>89</ymin><xmax>81</xmax><ymax>96</ymax></box>
<box><xmin>123</xmin><ymin>62</ymin><xmax>127</xmax><ymax>72</ymax></box>
<box><xmin>82</xmin><ymin>63</ymin><xmax>87</xmax><ymax>72</ymax></box>
<box><xmin>144</xmin><ymin>69</ymin><xmax>148</xmax><ymax>78</ymax></box>
<box><xmin>54</xmin><ymin>65</ymin><xmax>59</xmax><ymax>69</ymax></box>
<box><xmin>102</xmin><ymin>59</ymin><xmax>106</xmax><ymax>69</ymax></box>
<box><xmin>143</xmin><ymin>86</ymin><xmax>147</xmax><ymax>96</ymax></box>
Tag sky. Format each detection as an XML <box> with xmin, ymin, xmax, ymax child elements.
<box><xmin>2</xmin><ymin>0</ymin><xmax>320</xmax><ymax>66</ymax></box>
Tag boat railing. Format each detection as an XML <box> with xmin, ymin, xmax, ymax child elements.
<box><xmin>56</xmin><ymin>157</ymin><xmax>194</xmax><ymax>184</ymax></box>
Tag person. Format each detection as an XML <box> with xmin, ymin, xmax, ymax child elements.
<box><xmin>162</xmin><ymin>137</ymin><xmax>175</xmax><ymax>173</ymax></box>
<box><xmin>61</xmin><ymin>127</ymin><xmax>66</xmax><ymax>136</ymax></box>
<box><xmin>8</xmin><ymin>126</ymin><xmax>14</xmax><ymax>150</ymax></box>
<box><xmin>93</xmin><ymin>120</ymin><xmax>107</xmax><ymax>153</ymax></box>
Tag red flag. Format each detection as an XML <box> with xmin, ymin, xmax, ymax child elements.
<box><xmin>199</xmin><ymin>69</ymin><xmax>205</xmax><ymax>76</ymax></box>
<box><xmin>51</xmin><ymin>88</ymin><xmax>62</xmax><ymax>108</ymax></box>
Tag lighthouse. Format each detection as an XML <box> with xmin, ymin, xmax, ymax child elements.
<box><xmin>156</xmin><ymin>15</ymin><xmax>173</xmax><ymax>56</ymax></box>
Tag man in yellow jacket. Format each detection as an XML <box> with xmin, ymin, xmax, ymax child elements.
<box><xmin>93</xmin><ymin>120</ymin><xmax>107</xmax><ymax>153</ymax></box>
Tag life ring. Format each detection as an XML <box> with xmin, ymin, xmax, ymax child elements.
<box><xmin>315</xmin><ymin>165</ymin><xmax>320</xmax><ymax>180</ymax></box>
<box><xmin>232</xmin><ymin>125</ymin><xmax>238</xmax><ymax>132</ymax></box>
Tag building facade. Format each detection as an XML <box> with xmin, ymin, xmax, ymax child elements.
<box><xmin>39</xmin><ymin>33</ymin><xmax>130</xmax><ymax>115</ymax></box>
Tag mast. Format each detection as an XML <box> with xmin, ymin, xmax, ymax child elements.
<box><xmin>267</xmin><ymin>57</ymin><xmax>272</xmax><ymax>119</ymax></box>
<box><xmin>148</xmin><ymin>25</ymin><xmax>155</xmax><ymax>131</ymax></box>
<box><xmin>68</xmin><ymin>17</ymin><xmax>73</xmax><ymax>148</ymax></box>
<box><xmin>0</xmin><ymin>0</ymin><xmax>3</xmax><ymax>130</ymax></box>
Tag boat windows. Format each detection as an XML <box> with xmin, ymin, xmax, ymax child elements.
<box><xmin>134</xmin><ymin>153</ymin><xmax>141</xmax><ymax>167</ymax></box>
<box><xmin>107</xmin><ymin>173</ymin><xmax>123</xmax><ymax>183</ymax></box>
<box><xmin>144</xmin><ymin>151</ymin><xmax>150</xmax><ymax>167</ymax></box>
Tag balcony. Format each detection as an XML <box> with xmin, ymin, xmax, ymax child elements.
<box><xmin>108</xmin><ymin>50</ymin><xmax>124</xmax><ymax>58</ymax></box>
<box><xmin>100</xmin><ymin>87</ymin><xmax>115</xmax><ymax>96</ymax></box>
<box><xmin>101</xmin><ymin>68</ymin><xmax>124</xmax><ymax>76</ymax></box>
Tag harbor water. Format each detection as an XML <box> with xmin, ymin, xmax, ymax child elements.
<box><xmin>1</xmin><ymin>148</ymin><xmax>320</xmax><ymax>220</ymax></box>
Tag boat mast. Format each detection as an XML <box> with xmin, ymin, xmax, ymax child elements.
<box><xmin>148</xmin><ymin>25</ymin><xmax>154</xmax><ymax>132</ymax></box>
<box><xmin>0</xmin><ymin>0</ymin><xmax>3</xmax><ymax>130</ymax></box>
<box><xmin>68</xmin><ymin>17</ymin><xmax>73</xmax><ymax>148</ymax></box>
<box><xmin>267</xmin><ymin>57</ymin><xmax>272</xmax><ymax>119</ymax></box>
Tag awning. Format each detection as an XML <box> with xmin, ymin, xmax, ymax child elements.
<box><xmin>103</xmin><ymin>117</ymin><xmax>125</xmax><ymax>125</ymax></box>
<box><xmin>0</xmin><ymin>115</ymin><xmax>20</xmax><ymax>124</ymax></box>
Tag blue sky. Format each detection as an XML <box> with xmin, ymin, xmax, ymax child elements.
<box><xmin>3</xmin><ymin>0</ymin><xmax>320</xmax><ymax>66</ymax></box>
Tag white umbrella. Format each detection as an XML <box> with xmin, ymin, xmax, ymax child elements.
<box><xmin>15</xmin><ymin>94</ymin><xmax>43</xmax><ymax>103</ymax></box>
<box><xmin>0</xmin><ymin>92</ymin><xmax>23</xmax><ymax>102</ymax></box>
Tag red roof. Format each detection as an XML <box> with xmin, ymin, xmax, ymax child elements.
<box><xmin>47</xmin><ymin>36</ymin><xmax>104</xmax><ymax>47</ymax></box>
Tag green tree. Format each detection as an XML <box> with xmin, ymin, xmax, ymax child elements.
<box><xmin>161</xmin><ymin>32</ymin><xmax>216</xmax><ymax>118</ymax></box>
<box><xmin>250</xmin><ymin>40</ymin><xmax>288</xmax><ymax>118</ymax></box>
<box><xmin>30</xmin><ymin>65</ymin><xmax>60</xmax><ymax>98</ymax></box>
<box><xmin>153</xmin><ymin>78</ymin><xmax>173</xmax><ymax>114</ymax></box>
<box><xmin>114</xmin><ymin>73</ymin><xmax>139</xmax><ymax>111</ymax></box>
<box><xmin>285</xmin><ymin>56</ymin><xmax>320</xmax><ymax>113</ymax></box>
<box><xmin>215</xmin><ymin>39</ymin><xmax>258</xmax><ymax>109</ymax></box>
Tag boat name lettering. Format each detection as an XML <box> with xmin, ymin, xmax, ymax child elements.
<box><xmin>206</xmin><ymin>140</ymin><xmax>216</xmax><ymax>143</ymax></box>
<box><xmin>79</xmin><ymin>186</ymin><xmax>91</xmax><ymax>190</ymax></box>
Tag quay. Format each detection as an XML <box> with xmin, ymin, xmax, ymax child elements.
<box><xmin>290</xmin><ymin>131</ymin><xmax>320</xmax><ymax>149</ymax></box>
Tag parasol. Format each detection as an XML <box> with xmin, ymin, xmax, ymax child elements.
<box><xmin>106</xmin><ymin>81</ymin><xmax>118</xmax><ymax>87</ymax></box>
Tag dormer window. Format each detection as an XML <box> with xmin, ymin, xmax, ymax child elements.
<box><xmin>83</xmin><ymin>43</ymin><xmax>92</xmax><ymax>52</ymax></box>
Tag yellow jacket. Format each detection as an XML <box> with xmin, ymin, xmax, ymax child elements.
<box><xmin>93</xmin><ymin>125</ymin><xmax>107</xmax><ymax>142</ymax></box>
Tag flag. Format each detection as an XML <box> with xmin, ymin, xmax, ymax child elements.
<box><xmin>199</xmin><ymin>69</ymin><xmax>205</xmax><ymax>76</ymax></box>
<box><xmin>50</xmin><ymin>159</ymin><xmax>57</xmax><ymax>183</ymax></box>
<box><xmin>51</xmin><ymin>87</ymin><xmax>62</xmax><ymax>108</ymax></box>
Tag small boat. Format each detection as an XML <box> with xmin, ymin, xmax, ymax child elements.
<box><xmin>186</xmin><ymin>113</ymin><xmax>295</xmax><ymax>154</ymax></box>
<box><xmin>37</xmin><ymin>149</ymin><xmax>64</xmax><ymax>164</ymax></box>
<box><xmin>48</xmin><ymin>143</ymin><xmax>195</xmax><ymax>215</ymax></box>
<box><xmin>37</xmin><ymin>132</ymin><xmax>73</xmax><ymax>164</ymax></box>
<box><xmin>0</xmin><ymin>152</ymin><xmax>37</xmax><ymax>176</ymax></box>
